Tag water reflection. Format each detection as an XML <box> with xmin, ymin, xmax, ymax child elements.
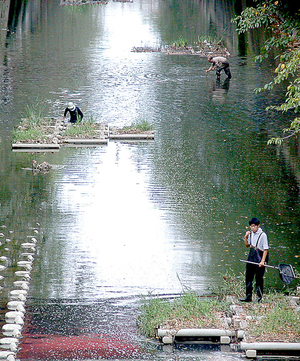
<box><xmin>34</xmin><ymin>144</ymin><xmax>187</xmax><ymax>300</ymax></box>
<box><xmin>210</xmin><ymin>78</ymin><xmax>230</xmax><ymax>103</ymax></box>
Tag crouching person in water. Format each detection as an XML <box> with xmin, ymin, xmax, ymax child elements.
<box><xmin>63</xmin><ymin>102</ymin><xmax>83</xmax><ymax>123</ymax></box>
<box><xmin>206</xmin><ymin>56</ymin><xmax>232</xmax><ymax>79</ymax></box>
<box><xmin>240</xmin><ymin>217</ymin><xmax>269</xmax><ymax>303</ymax></box>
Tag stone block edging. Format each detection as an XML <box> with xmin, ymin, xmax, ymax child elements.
<box><xmin>157</xmin><ymin>328</ymin><xmax>300</xmax><ymax>358</ymax></box>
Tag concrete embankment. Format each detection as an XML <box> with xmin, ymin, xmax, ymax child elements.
<box><xmin>158</xmin><ymin>327</ymin><xmax>300</xmax><ymax>358</ymax></box>
<box><xmin>157</xmin><ymin>296</ymin><xmax>300</xmax><ymax>359</ymax></box>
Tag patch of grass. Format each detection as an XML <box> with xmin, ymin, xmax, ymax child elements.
<box><xmin>120</xmin><ymin>120</ymin><xmax>154</xmax><ymax>133</ymax></box>
<box><xmin>171</xmin><ymin>292</ymin><xmax>228</xmax><ymax>321</ymax></box>
<box><xmin>171</xmin><ymin>36</ymin><xmax>188</xmax><ymax>48</ymax></box>
<box><xmin>134</xmin><ymin>120</ymin><xmax>154</xmax><ymax>132</ymax></box>
<box><xmin>138</xmin><ymin>275</ymin><xmax>300</xmax><ymax>343</ymax></box>
<box><xmin>138</xmin><ymin>291</ymin><xmax>230</xmax><ymax>338</ymax></box>
<box><xmin>196</xmin><ymin>35</ymin><xmax>224</xmax><ymax>46</ymax></box>
<box><xmin>13</xmin><ymin>127</ymin><xmax>49</xmax><ymax>142</ymax></box>
<box><xmin>63</xmin><ymin>116</ymin><xmax>98</xmax><ymax>138</ymax></box>
<box><xmin>246</xmin><ymin>293</ymin><xmax>300</xmax><ymax>342</ymax></box>
<box><xmin>138</xmin><ymin>295</ymin><xmax>173</xmax><ymax>338</ymax></box>
<box><xmin>12</xmin><ymin>102</ymin><xmax>51</xmax><ymax>142</ymax></box>
<box><xmin>24</xmin><ymin>102</ymin><xmax>48</xmax><ymax>127</ymax></box>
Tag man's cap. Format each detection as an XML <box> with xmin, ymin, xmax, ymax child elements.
<box><xmin>68</xmin><ymin>102</ymin><xmax>76</xmax><ymax>111</ymax></box>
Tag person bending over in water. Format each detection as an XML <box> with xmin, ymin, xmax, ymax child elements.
<box><xmin>206</xmin><ymin>56</ymin><xmax>232</xmax><ymax>79</ymax></box>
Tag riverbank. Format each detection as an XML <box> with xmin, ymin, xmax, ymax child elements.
<box><xmin>139</xmin><ymin>292</ymin><xmax>300</xmax><ymax>342</ymax></box>
<box><xmin>131</xmin><ymin>37</ymin><xmax>230</xmax><ymax>58</ymax></box>
<box><xmin>138</xmin><ymin>277</ymin><xmax>300</xmax><ymax>358</ymax></box>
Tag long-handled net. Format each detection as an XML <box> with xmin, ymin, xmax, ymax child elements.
<box><xmin>278</xmin><ymin>264</ymin><xmax>296</xmax><ymax>285</ymax></box>
<box><xmin>239</xmin><ymin>260</ymin><xmax>298</xmax><ymax>285</ymax></box>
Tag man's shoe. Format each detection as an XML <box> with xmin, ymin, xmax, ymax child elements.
<box><xmin>239</xmin><ymin>297</ymin><xmax>252</xmax><ymax>302</ymax></box>
<box><xmin>256</xmin><ymin>297</ymin><xmax>262</xmax><ymax>303</ymax></box>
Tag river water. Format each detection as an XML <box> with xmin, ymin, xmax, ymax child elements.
<box><xmin>0</xmin><ymin>0</ymin><xmax>300</xmax><ymax>360</ymax></box>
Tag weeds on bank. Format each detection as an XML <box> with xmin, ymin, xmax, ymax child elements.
<box><xmin>12</xmin><ymin>102</ymin><xmax>51</xmax><ymax>142</ymax></box>
<box><xmin>244</xmin><ymin>292</ymin><xmax>300</xmax><ymax>342</ymax></box>
<box><xmin>138</xmin><ymin>296</ymin><xmax>173</xmax><ymax>338</ymax></box>
<box><xmin>120</xmin><ymin>120</ymin><xmax>154</xmax><ymax>133</ymax></box>
<box><xmin>196</xmin><ymin>35</ymin><xmax>224</xmax><ymax>47</ymax></box>
<box><xmin>138</xmin><ymin>270</ymin><xmax>300</xmax><ymax>342</ymax></box>
<box><xmin>13</xmin><ymin>128</ymin><xmax>49</xmax><ymax>142</ymax></box>
<box><xmin>171</xmin><ymin>36</ymin><xmax>188</xmax><ymax>48</ymax></box>
<box><xmin>24</xmin><ymin>103</ymin><xmax>47</xmax><ymax>126</ymax></box>
<box><xmin>170</xmin><ymin>35</ymin><xmax>225</xmax><ymax>50</ymax></box>
<box><xmin>63</xmin><ymin>116</ymin><xmax>98</xmax><ymax>138</ymax></box>
<box><xmin>138</xmin><ymin>291</ymin><xmax>230</xmax><ymax>338</ymax></box>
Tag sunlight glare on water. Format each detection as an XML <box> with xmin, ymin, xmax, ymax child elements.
<box><xmin>85</xmin><ymin>2</ymin><xmax>163</xmax><ymax>126</ymax></box>
<box><xmin>44</xmin><ymin>143</ymin><xmax>186</xmax><ymax>300</ymax></box>
<box><xmin>102</xmin><ymin>3</ymin><xmax>160</xmax><ymax>55</ymax></box>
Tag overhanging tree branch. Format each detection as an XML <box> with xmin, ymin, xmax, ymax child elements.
<box><xmin>232</xmin><ymin>0</ymin><xmax>300</xmax><ymax>144</ymax></box>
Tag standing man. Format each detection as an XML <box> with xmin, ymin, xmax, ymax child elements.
<box><xmin>63</xmin><ymin>102</ymin><xmax>83</xmax><ymax>123</ymax></box>
<box><xmin>240</xmin><ymin>217</ymin><xmax>269</xmax><ymax>303</ymax></box>
<box><xmin>206</xmin><ymin>56</ymin><xmax>232</xmax><ymax>79</ymax></box>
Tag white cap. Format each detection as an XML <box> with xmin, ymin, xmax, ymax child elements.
<box><xmin>67</xmin><ymin>102</ymin><xmax>75</xmax><ymax>110</ymax></box>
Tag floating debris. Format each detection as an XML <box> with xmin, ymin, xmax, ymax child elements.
<box><xmin>59</xmin><ymin>0</ymin><xmax>133</xmax><ymax>5</ymax></box>
<box><xmin>131</xmin><ymin>46</ymin><xmax>161</xmax><ymax>53</ymax></box>
<box><xmin>60</xmin><ymin>0</ymin><xmax>108</xmax><ymax>5</ymax></box>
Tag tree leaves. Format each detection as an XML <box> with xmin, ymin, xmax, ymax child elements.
<box><xmin>233</xmin><ymin>0</ymin><xmax>300</xmax><ymax>144</ymax></box>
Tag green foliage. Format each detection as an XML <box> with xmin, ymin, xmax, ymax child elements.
<box><xmin>135</xmin><ymin>120</ymin><xmax>153</xmax><ymax>132</ymax></box>
<box><xmin>232</xmin><ymin>0</ymin><xmax>300</xmax><ymax>143</ymax></box>
<box><xmin>121</xmin><ymin>120</ymin><xmax>154</xmax><ymax>132</ymax></box>
<box><xmin>138</xmin><ymin>285</ymin><xmax>300</xmax><ymax>342</ymax></box>
<box><xmin>24</xmin><ymin>102</ymin><xmax>47</xmax><ymax>126</ymax></box>
<box><xmin>197</xmin><ymin>35</ymin><xmax>224</xmax><ymax>46</ymax></box>
<box><xmin>172</xmin><ymin>36</ymin><xmax>188</xmax><ymax>48</ymax></box>
<box><xmin>138</xmin><ymin>295</ymin><xmax>173</xmax><ymax>338</ymax></box>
